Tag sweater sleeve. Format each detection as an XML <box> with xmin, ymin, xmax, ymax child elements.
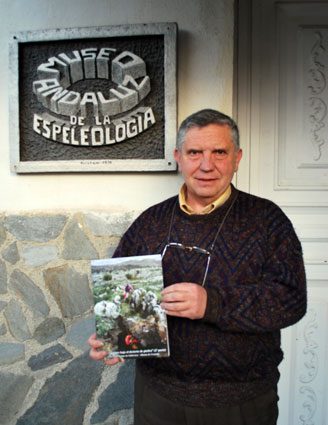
<box><xmin>203</xmin><ymin>203</ymin><xmax>307</xmax><ymax>333</ymax></box>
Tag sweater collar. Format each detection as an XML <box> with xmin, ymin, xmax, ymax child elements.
<box><xmin>178</xmin><ymin>184</ymin><xmax>232</xmax><ymax>215</ymax></box>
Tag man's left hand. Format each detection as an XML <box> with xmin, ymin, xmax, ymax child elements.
<box><xmin>161</xmin><ymin>283</ymin><xmax>207</xmax><ymax>320</ymax></box>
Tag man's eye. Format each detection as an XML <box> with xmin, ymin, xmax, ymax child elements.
<box><xmin>215</xmin><ymin>150</ymin><xmax>226</xmax><ymax>155</ymax></box>
<box><xmin>189</xmin><ymin>150</ymin><xmax>200</xmax><ymax>156</ymax></box>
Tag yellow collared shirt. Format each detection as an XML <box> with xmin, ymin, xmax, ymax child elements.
<box><xmin>179</xmin><ymin>184</ymin><xmax>232</xmax><ymax>215</ymax></box>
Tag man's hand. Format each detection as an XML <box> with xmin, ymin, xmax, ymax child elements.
<box><xmin>161</xmin><ymin>283</ymin><xmax>207</xmax><ymax>320</ymax></box>
<box><xmin>88</xmin><ymin>333</ymin><xmax>124</xmax><ymax>365</ymax></box>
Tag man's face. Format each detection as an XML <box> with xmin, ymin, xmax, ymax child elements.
<box><xmin>174</xmin><ymin>124</ymin><xmax>242</xmax><ymax>212</ymax></box>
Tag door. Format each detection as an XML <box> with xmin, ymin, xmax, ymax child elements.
<box><xmin>235</xmin><ymin>1</ymin><xmax>328</xmax><ymax>423</ymax></box>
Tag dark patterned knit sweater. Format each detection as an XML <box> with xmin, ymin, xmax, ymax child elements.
<box><xmin>113</xmin><ymin>186</ymin><xmax>307</xmax><ymax>407</ymax></box>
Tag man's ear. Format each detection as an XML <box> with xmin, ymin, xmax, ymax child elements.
<box><xmin>234</xmin><ymin>149</ymin><xmax>243</xmax><ymax>172</ymax></box>
<box><xmin>174</xmin><ymin>148</ymin><xmax>181</xmax><ymax>170</ymax></box>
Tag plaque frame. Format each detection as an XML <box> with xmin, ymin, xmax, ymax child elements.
<box><xmin>9</xmin><ymin>23</ymin><xmax>177</xmax><ymax>173</ymax></box>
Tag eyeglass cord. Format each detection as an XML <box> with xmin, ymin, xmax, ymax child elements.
<box><xmin>166</xmin><ymin>192</ymin><xmax>238</xmax><ymax>252</ymax></box>
<box><xmin>164</xmin><ymin>192</ymin><xmax>238</xmax><ymax>286</ymax></box>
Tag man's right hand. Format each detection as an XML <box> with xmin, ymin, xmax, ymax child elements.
<box><xmin>88</xmin><ymin>333</ymin><xmax>124</xmax><ymax>365</ymax></box>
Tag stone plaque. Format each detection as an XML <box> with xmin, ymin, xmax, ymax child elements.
<box><xmin>9</xmin><ymin>23</ymin><xmax>177</xmax><ymax>173</ymax></box>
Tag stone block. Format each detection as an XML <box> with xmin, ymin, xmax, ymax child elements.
<box><xmin>0</xmin><ymin>260</ymin><xmax>7</xmax><ymax>294</ymax></box>
<box><xmin>0</xmin><ymin>342</ymin><xmax>25</xmax><ymax>365</ymax></box>
<box><xmin>83</xmin><ymin>211</ymin><xmax>137</xmax><ymax>236</ymax></box>
<box><xmin>62</xmin><ymin>219</ymin><xmax>98</xmax><ymax>260</ymax></box>
<box><xmin>22</xmin><ymin>244</ymin><xmax>59</xmax><ymax>267</ymax></box>
<box><xmin>1</xmin><ymin>241</ymin><xmax>19</xmax><ymax>264</ymax></box>
<box><xmin>44</xmin><ymin>265</ymin><xmax>93</xmax><ymax>318</ymax></box>
<box><xmin>4</xmin><ymin>299</ymin><xmax>31</xmax><ymax>341</ymax></box>
<box><xmin>5</xmin><ymin>215</ymin><xmax>67</xmax><ymax>242</ymax></box>
<box><xmin>33</xmin><ymin>317</ymin><xmax>66</xmax><ymax>345</ymax></box>
<box><xmin>0</xmin><ymin>220</ymin><xmax>6</xmax><ymax>245</ymax></box>
<box><xmin>91</xmin><ymin>360</ymin><xmax>135</xmax><ymax>424</ymax></box>
<box><xmin>0</xmin><ymin>300</ymin><xmax>7</xmax><ymax>312</ymax></box>
<box><xmin>0</xmin><ymin>372</ymin><xmax>34</xmax><ymax>425</ymax></box>
<box><xmin>107</xmin><ymin>245</ymin><xmax>117</xmax><ymax>258</ymax></box>
<box><xmin>0</xmin><ymin>300</ymin><xmax>7</xmax><ymax>335</ymax></box>
<box><xmin>0</xmin><ymin>322</ymin><xmax>6</xmax><ymax>335</ymax></box>
<box><xmin>10</xmin><ymin>269</ymin><xmax>50</xmax><ymax>317</ymax></box>
<box><xmin>28</xmin><ymin>344</ymin><xmax>73</xmax><ymax>371</ymax></box>
<box><xmin>16</xmin><ymin>351</ymin><xmax>104</xmax><ymax>425</ymax></box>
<box><xmin>65</xmin><ymin>316</ymin><xmax>96</xmax><ymax>351</ymax></box>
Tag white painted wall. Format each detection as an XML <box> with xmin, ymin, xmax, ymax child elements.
<box><xmin>0</xmin><ymin>0</ymin><xmax>234</xmax><ymax>213</ymax></box>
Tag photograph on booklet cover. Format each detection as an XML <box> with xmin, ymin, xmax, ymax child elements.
<box><xmin>91</xmin><ymin>254</ymin><xmax>169</xmax><ymax>358</ymax></box>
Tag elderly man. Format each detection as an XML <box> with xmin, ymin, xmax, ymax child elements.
<box><xmin>89</xmin><ymin>109</ymin><xmax>306</xmax><ymax>425</ymax></box>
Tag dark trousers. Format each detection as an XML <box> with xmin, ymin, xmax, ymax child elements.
<box><xmin>134</xmin><ymin>369</ymin><xmax>279</xmax><ymax>425</ymax></box>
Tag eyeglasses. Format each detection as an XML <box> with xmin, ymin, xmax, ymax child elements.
<box><xmin>162</xmin><ymin>192</ymin><xmax>238</xmax><ymax>288</ymax></box>
<box><xmin>162</xmin><ymin>242</ymin><xmax>212</xmax><ymax>287</ymax></box>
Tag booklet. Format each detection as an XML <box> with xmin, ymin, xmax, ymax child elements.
<box><xmin>90</xmin><ymin>254</ymin><xmax>170</xmax><ymax>358</ymax></box>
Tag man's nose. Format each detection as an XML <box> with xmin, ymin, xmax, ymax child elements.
<box><xmin>200</xmin><ymin>153</ymin><xmax>214</xmax><ymax>171</ymax></box>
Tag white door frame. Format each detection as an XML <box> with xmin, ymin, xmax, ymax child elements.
<box><xmin>234</xmin><ymin>1</ymin><xmax>328</xmax><ymax>424</ymax></box>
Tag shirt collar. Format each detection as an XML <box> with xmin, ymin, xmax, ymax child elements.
<box><xmin>178</xmin><ymin>184</ymin><xmax>232</xmax><ymax>215</ymax></box>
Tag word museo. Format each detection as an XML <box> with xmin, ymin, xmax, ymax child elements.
<box><xmin>33</xmin><ymin>48</ymin><xmax>151</xmax><ymax>117</ymax></box>
<box><xmin>33</xmin><ymin>107</ymin><xmax>155</xmax><ymax>146</ymax></box>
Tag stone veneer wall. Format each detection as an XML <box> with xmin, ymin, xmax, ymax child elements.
<box><xmin>0</xmin><ymin>210</ymin><xmax>140</xmax><ymax>425</ymax></box>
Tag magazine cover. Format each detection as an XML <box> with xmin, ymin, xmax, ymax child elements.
<box><xmin>90</xmin><ymin>254</ymin><xmax>170</xmax><ymax>358</ymax></box>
